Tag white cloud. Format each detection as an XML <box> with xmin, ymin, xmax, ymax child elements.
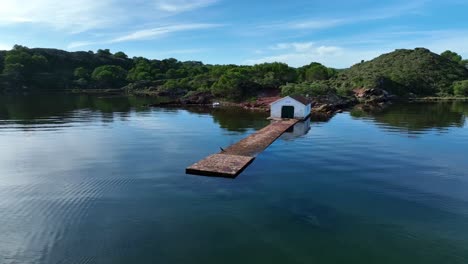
<box><xmin>288</xmin><ymin>19</ymin><xmax>345</xmax><ymax>30</ymax></box>
<box><xmin>270</xmin><ymin>42</ymin><xmax>322</xmax><ymax>53</ymax></box>
<box><xmin>259</xmin><ymin>19</ymin><xmax>343</xmax><ymax>31</ymax></box>
<box><xmin>249</xmin><ymin>42</ymin><xmax>352</xmax><ymax>67</ymax></box>
<box><xmin>0</xmin><ymin>0</ymin><xmax>219</xmax><ymax>34</ymax></box>
<box><xmin>66</xmin><ymin>23</ymin><xmax>221</xmax><ymax>49</ymax></box>
<box><xmin>0</xmin><ymin>0</ymin><xmax>117</xmax><ymax>33</ymax></box>
<box><xmin>154</xmin><ymin>0</ymin><xmax>218</xmax><ymax>13</ymax></box>
<box><xmin>110</xmin><ymin>24</ymin><xmax>222</xmax><ymax>43</ymax></box>
<box><xmin>158</xmin><ymin>49</ymin><xmax>206</xmax><ymax>55</ymax></box>
<box><xmin>67</xmin><ymin>41</ymin><xmax>98</xmax><ymax>49</ymax></box>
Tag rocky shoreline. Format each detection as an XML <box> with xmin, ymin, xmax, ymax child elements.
<box><xmin>143</xmin><ymin>88</ymin><xmax>396</xmax><ymax>118</ymax></box>
<box><xmin>65</xmin><ymin>87</ymin><xmax>468</xmax><ymax>120</ymax></box>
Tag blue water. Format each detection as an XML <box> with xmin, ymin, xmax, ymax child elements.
<box><xmin>0</xmin><ymin>94</ymin><xmax>467</xmax><ymax>263</ymax></box>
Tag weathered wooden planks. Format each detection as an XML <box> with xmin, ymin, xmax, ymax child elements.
<box><xmin>186</xmin><ymin>119</ymin><xmax>298</xmax><ymax>178</ymax></box>
<box><xmin>186</xmin><ymin>154</ymin><xmax>255</xmax><ymax>178</ymax></box>
<box><xmin>222</xmin><ymin>119</ymin><xmax>298</xmax><ymax>156</ymax></box>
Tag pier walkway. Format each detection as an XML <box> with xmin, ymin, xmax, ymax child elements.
<box><xmin>186</xmin><ymin>119</ymin><xmax>298</xmax><ymax>178</ymax></box>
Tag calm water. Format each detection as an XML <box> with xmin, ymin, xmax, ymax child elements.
<box><xmin>1</xmin><ymin>94</ymin><xmax>468</xmax><ymax>264</ymax></box>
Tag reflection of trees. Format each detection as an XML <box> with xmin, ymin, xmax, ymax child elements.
<box><xmin>210</xmin><ymin>107</ymin><xmax>269</xmax><ymax>132</ymax></box>
<box><xmin>176</xmin><ymin>106</ymin><xmax>270</xmax><ymax>132</ymax></box>
<box><xmin>351</xmin><ymin>102</ymin><xmax>466</xmax><ymax>133</ymax></box>
<box><xmin>0</xmin><ymin>94</ymin><xmax>78</xmax><ymax>120</ymax></box>
<box><xmin>451</xmin><ymin>101</ymin><xmax>468</xmax><ymax>116</ymax></box>
<box><xmin>0</xmin><ymin>94</ymin><xmax>162</xmax><ymax>120</ymax></box>
<box><xmin>0</xmin><ymin>95</ymin><xmax>271</xmax><ymax>133</ymax></box>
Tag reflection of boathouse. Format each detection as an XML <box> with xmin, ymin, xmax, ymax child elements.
<box><xmin>270</xmin><ymin>96</ymin><xmax>312</xmax><ymax>120</ymax></box>
<box><xmin>281</xmin><ymin>118</ymin><xmax>311</xmax><ymax>140</ymax></box>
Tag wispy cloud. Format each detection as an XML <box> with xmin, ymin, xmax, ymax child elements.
<box><xmin>147</xmin><ymin>48</ymin><xmax>207</xmax><ymax>59</ymax></box>
<box><xmin>0</xmin><ymin>0</ymin><xmax>117</xmax><ymax>33</ymax></box>
<box><xmin>67</xmin><ymin>41</ymin><xmax>99</xmax><ymax>49</ymax></box>
<box><xmin>154</xmin><ymin>0</ymin><xmax>219</xmax><ymax>13</ymax></box>
<box><xmin>269</xmin><ymin>42</ymin><xmax>343</xmax><ymax>55</ymax></box>
<box><xmin>262</xmin><ymin>0</ymin><xmax>427</xmax><ymax>31</ymax></box>
<box><xmin>287</xmin><ymin>19</ymin><xmax>345</xmax><ymax>30</ymax></box>
<box><xmin>0</xmin><ymin>0</ymin><xmax>220</xmax><ymax>34</ymax></box>
<box><xmin>159</xmin><ymin>48</ymin><xmax>207</xmax><ymax>55</ymax></box>
<box><xmin>270</xmin><ymin>42</ymin><xmax>315</xmax><ymax>52</ymax></box>
<box><xmin>246</xmin><ymin>48</ymin><xmax>384</xmax><ymax>68</ymax></box>
<box><xmin>66</xmin><ymin>24</ymin><xmax>222</xmax><ymax>49</ymax></box>
<box><xmin>258</xmin><ymin>19</ymin><xmax>343</xmax><ymax>31</ymax></box>
<box><xmin>246</xmin><ymin>42</ymin><xmax>349</xmax><ymax>67</ymax></box>
<box><xmin>110</xmin><ymin>24</ymin><xmax>222</xmax><ymax>43</ymax></box>
<box><xmin>247</xmin><ymin>27</ymin><xmax>468</xmax><ymax>68</ymax></box>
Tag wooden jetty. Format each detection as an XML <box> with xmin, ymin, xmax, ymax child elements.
<box><xmin>186</xmin><ymin>119</ymin><xmax>298</xmax><ymax>178</ymax></box>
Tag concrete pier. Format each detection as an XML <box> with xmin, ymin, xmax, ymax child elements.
<box><xmin>186</xmin><ymin>119</ymin><xmax>298</xmax><ymax>178</ymax></box>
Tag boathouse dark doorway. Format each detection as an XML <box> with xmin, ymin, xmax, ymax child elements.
<box><xmin>281</xmin><ymin>106</ymin><xmax>294</xmax><ymax>118</ymax></box>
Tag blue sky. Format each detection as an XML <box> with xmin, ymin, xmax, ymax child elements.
<box><xmin>0</xmin><ymin>0</ymin><xmax>467</xmax><ymax>68</ymax></box>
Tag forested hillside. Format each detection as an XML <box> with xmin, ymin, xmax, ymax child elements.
<box><xmin>1</xmin><ymin>45</ymin><xmax>467</xmax><ymax>100</ymax></box>
<box><xmin>331</xmin><ymin>48</ymin><xmax>468</xmax><ymax>96</ymax></box>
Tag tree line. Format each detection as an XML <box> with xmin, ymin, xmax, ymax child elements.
<box><xmin>1</xmin><ymin>45</ymin><xmax>467</xmax><ymax>100</ymax></box>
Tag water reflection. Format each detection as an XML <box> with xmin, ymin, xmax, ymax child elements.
<box><xmin>1</xmin><ymin>94</ymin><xmax>468</xmax><ymax>136</ymax></box>
<box><xmin>351</xmin><ymin>102</ymin><xmax>467</xmax><ymax>134</ymax></box>
<box><xmin>0</xmin><ymin>94</ymin><xmax>271</xmax><ymax>133</ymax></box>
<box><xmin>179</xmin><ymin>106</ymin><xmax>270</xmax><ymax>132</ymax></box>
<box><xmin>0</xmin><ymin>93</ymin><xmax>164</xmax><ymax>120</ymax></box>
<box><xmin>210</xmin><ymin>107</ymin><xmax>269</xmax><ymax>132</ymax></box>
<box><xmin>281</xmin><ymin>118</ymin><xmax>311</xmax><ymax>140</ymax></box>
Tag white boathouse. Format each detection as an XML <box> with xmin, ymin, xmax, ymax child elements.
<box><xmin>270</xmin><ymin>96</ymin><xmax>312</xmax><ymax>119</ymax></box>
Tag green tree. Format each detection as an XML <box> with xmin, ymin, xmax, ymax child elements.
<box><xmin>5</xmin><ymin>48</ymin><xmax>31</xmax><ymax>66</ymax></box>
<box><xmin>252</xmin><ymin>62</ymin><xmax>297</xmax><ymax>88</ymax></box>
<box><xmin>127</xmin><ymin>58</ymin><xmax>153</xmax><ymax>81</ymax></box>
<box><xmin>281</xmin><ymin>82</ymin><xmax>333</xmax><ymax>97</ymax></box>
<box><xmin>461</xmin><ymin>60</ymin><xmax>468</xmax><ymax>69</ymax></box>
<box><xmin>305</xmin><ymin>63</ymin><xmax>329</xmax><ymax>81</ymax></box>
<box><xmin>97</xmin><ymin>49</ymin><xmax>112</xmax><ymax>56</ymax></box>
<box><xmin>441</xmin><ymin>50</ymin><xmax>462</xmax><ymax>63</ymax></box>
<box><xmin>453</xmin><ymin>80</ymin><xmax>468</xmax><ymax>96</ymax></box>
<box><xmin>114</xmin><ymin>51</ymin><xmax>128</xmax><ymax>59</ymax></box>
<box><xmin>2</xmin><ymin>63</ymin><xmax>25</xmax><ymax>84</ymax></box>
<box><xmin>211</xmin><ymin>69</ymin><xmax>258</xmax><ymax>100</ymax></box>
<box><xmin>92</xmin><ymin>65</ymin><xmax>127</xmax><ymax>88</ymax></box>
<box><xmin>30</xmin><ymin>54</ymin><xmax>48</xmax><ymax>68</ymax></box>
<box><xmin>2</xmin><ymin>45</ymin><xmax>49</xmax><ymax>85</ymax></box>
<box><xmin>74</xmin><ymin>67</ymin><xmax>90</xmax><ymax>80</ymax></box>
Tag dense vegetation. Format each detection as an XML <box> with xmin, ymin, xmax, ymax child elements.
<box><xmin>1</xmin><ymin>45</ymin><xmax>467</xmax><ymax>100</ymax></box>
<box><xmin>453</xmin><ymin>80</ymin><xmax>468</xmax><ymax>96</ymax></box>
<box><xmin>329</xmin><ymin>48</ymin><xmax>468</xmax><ymax>96</ymax></box>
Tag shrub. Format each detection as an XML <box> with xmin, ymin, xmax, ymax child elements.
<box><xmin>453</xmin><ymin>80</ymin><xmax>468</xmax><ymax>97</ymax></box>
<box><xmin>91</xmin><ymin>65</ymin><xmax>127</xmax><ymax>88</ymax></box>
<box><xmin>281</xmin><ymin>82</ymin><xmax>334</xmax><ymax>97</ymax></box>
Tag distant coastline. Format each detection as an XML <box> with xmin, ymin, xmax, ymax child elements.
<box><xmin>1</xmin><ymin>46</ymin><xmax>468</xmax><ymax>116</ymax></box>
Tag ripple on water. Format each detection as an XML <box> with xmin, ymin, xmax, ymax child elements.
<box><xmin>1</xmin><ymin>100</ymin><xmax>468</xmax><ymax>263</ymax></box>
<box><xmin>0</xmin><ymin>170</ymin><xmax>141</xmax><ymax>263</ymax></box>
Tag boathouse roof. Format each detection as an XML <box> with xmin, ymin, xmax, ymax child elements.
<box><xmin>270</xmin><ymin>95</ymin><xmax>312</xmax><ymax>106</ymax></box>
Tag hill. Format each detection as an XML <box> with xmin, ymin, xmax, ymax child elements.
<box><xmin>331</xmin><ymin>48</ymin><xmax>468</xmax><ymax>96</ymax></box>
